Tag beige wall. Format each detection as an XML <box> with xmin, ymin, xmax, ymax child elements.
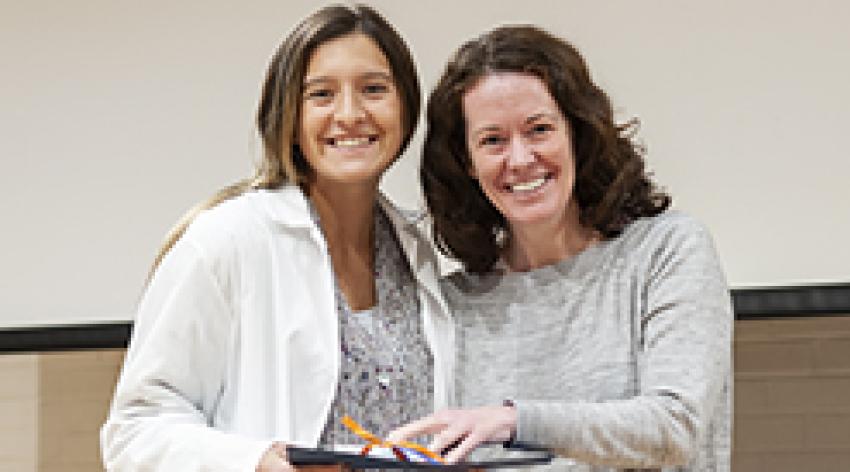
<box><xmin>2</xmin><ymin>1</ymin><xmax>849</xmax><ymax>329</ymax></box>
<box><xmin>2</xmin><ymin>316</ymin><xmax>850</xmax><ymax>470</ymax></box>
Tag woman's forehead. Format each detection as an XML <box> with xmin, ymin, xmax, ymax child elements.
<box><xmin>304</xmin><ymin>33</ymin><xmax>391</xmax><ymax>80</ymax></box>
<box><xmin>463</xmin><ymin>73</ymin><xmax>559</xmax><ymax>124</ymax></box>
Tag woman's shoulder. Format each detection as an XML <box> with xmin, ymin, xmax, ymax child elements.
<box><xmin>184</xmin><ymin>193</ymin><xmax>263</xmax><ymax>244</ymax></box>
<box><xmin>178</xmin><ymin>187</ymin><xmax>307</xmax><ymax>257</ymax></box>
<box><xmin>629</xmin><ymin>208</ymin><xmax>706</xmax><ymax>232</ymax></box>
<box><xmin>614</xmin><ymin>210</ymin><xmax>723</xmax><ymax>280</ymax></box>
<box><xmin>619</xmin><ymin>209</ymin><xmax>714</xmax><ymax>251</ymax></box>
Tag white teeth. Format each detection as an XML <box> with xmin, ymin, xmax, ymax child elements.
<box><xmin>333</xmin><ymin>137</ymin><xmax>372</xmax><ymax>147</ymax></box>
<box><xmin>510</xmin><ymin>176</ymin><xmax>547</xmax><ymax>192</ymax></box>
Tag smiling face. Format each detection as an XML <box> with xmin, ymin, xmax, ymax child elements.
<box><xmin>464</xmin><ymin>72</ymin><xmax>579</xmax><ymax>236</ymax></box>
<box><xmin>298</xmin><ymin>33</ymin><xmax>403</xmax><ymax>190</ymax></box>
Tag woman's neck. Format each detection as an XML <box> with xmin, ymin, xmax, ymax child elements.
<box><xmin>307</xmin><ymin>180</ymin><xmax>378</xmax><ymax>311</ymax></box>
<box><xmin>505</xmin><ymin>203</ymin><xmax>599</xmax><ymax>272</ymax></box>
<box><xmin>308</xmin><ymin>181</ymin><xmax>377</xmax><ymax>250</ymax></box>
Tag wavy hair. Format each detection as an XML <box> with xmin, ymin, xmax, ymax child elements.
<box><xmin>422</xmin><ymin>25</ymin><xmax>670</xmax><ymax>273</ymax></box>
<box><xmin>149</xmin><ymin>4</ymin><xmax>420</xmax><ymax>279</ymax></box>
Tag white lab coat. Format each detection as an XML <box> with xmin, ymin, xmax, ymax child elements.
<box><xmin>101</xmin><ymin>186</ymin><xmax>454</xmax><ymax>471</ymax></box>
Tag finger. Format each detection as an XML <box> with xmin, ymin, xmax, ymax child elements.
<box><xmin>257</xmin><ymin>454</ymin><xmax>294</xmax><ymax>472</ymax></box>
<box><xmin>387</xmin><ymin>415</ymin><xmax>445</xmax><ymax>443</ymax></box>
<box><xmin>271</xmin><ymin>457</ymin><xmax>295</xmax><ymax>472</ymax></box>
<box><xmin>444</xmin><ymin>431</ymin><xmax>486</xmax><ymax>464</ymax></box>
<box><xmin>428</xmin><ymin>425</ymin><xmax>469</xmax><ymax>455</ymax></box>
<box><xmin>272</xmin><ymin>442</ymin><xmax>288</xmax><ymax>459</ymax></box>
<box><xmin>258</xmin><ymin>443</ymin><xmax>295</xmax><ymax>472</ymax></box>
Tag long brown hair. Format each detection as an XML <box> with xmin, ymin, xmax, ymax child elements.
<box><xmin>149</xmin><ymin>4</ymin><xmax>421</xmax><ymax>280</ymax></box>
<box><xmin>422</xmin><ymin>25</ymin><xmax>670</xmax><ymax>273</ymax></box>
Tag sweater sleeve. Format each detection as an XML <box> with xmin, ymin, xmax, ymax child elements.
<box><xmin>514</xmin><ymin>217</ymin><xmax>733</xmax><ymax>468</ymax></box>
<box><xmin>100</xmin><ymin>237</ymin><xmax>272</xmax><ymax>471</ymax></box>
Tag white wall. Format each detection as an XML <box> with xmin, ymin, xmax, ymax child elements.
<box><xmin>2</xmin><ymin>0</ymin><xmax>848</xmax><ymax>327</ymax></box>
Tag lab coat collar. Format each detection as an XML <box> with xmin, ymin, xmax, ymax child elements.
<box><xmin>255</xmin><ymin>185</ymin><xmax>424</xmax><ymax>233</ymax></box>
<box><xmin>254</xmin><ymin>185</ymin><xmax>448</xmax><ymax>318</ymax></box>
<box><xmin>378</xmin><ymin>194</ymin><xmax>449</xmax><ymax>322</ymax></box>
<box><xmin>254</xmin><ymin>185</ymin><xmax>315</xmax><ymax>228</ymax></box>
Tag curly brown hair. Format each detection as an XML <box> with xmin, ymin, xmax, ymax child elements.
<box><xmin>422</xmin><ymin>25</ymin><xmax>671</xmax><ymax>273</ymax></box>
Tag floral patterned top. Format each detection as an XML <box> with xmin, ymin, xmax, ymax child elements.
<box><xmin>314</xmin><ymin>204</ymin><xmax>434</xmax><ymax>447</ymax></box>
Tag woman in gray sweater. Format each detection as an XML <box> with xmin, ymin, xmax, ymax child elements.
<box><xmin>389</xmin><ymin>26</ymin><xmax>732</xmax><ymax>471</ymax></box>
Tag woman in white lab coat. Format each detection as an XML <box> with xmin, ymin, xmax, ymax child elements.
<box><xmin>100</xmin><ymin>5</ymin><xmax>453</xmax><ymax>471</ymax></box>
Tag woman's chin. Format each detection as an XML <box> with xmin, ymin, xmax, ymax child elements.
<box><xmin>505</xmin><ymin>208</ymin><xmax>565</xmax><ymax>231</ymax></box>
<box><xmin>313</xmin><ymin>163</ymin><xmax>393</xmax><ymax>187</ymax></box>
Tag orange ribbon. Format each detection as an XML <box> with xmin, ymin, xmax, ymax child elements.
<box><xmin>341</xmin><ymin>415</ymin><xmax>445</xmax><ymax>463</ymax></box>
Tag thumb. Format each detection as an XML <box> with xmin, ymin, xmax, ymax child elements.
<box><xmin>257</xmin><ymin>443</ymin><xmax>295</xmax><ymax>472</ymax></box>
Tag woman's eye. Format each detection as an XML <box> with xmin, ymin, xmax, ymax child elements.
<box><xmin>363</xmin><ymin>83</ymin><xmax>389</xmax><ymax>95</ymax></box>
<box><xmin>306</xmin><ymin>89</ymin><xmax>333</xmax><ymax>100</ymax></box>
<box><xmin>479</xmin><ymin>135</ymin><xmax>505</xmax><ymax>147</ymax></box>
<box><xmin>531</xmin><ymin>123</ymin><xmax>554</xmax><ymax>134</ymax></box>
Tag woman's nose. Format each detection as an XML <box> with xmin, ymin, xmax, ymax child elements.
<box><xmin>334</xmin><ymin>87</ymin><xmax>366</xmax><ymax>125</ymax></box>
<box><xmin>506</xmin><ymin>136</ymin><xmax>536</xmax><ymax>168</ymax></box>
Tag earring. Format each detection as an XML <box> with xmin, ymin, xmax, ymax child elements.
<box><xmin>494</xmin><ymin>226</ymin><xmax>507</xmax><ymax>247</ymax></box>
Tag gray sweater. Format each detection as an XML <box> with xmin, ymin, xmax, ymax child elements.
<box><xmin>443</xmin><ymin>211</ymin><xmax>732</xmax><ymax>471</ymax></box>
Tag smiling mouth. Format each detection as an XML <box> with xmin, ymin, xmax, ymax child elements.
<box><xmin>325</xmin><ymin>135</ymin><xmax>378</xmax><ymax>147</ymax></box>
<box><xmin>506</xmin><ymin>173</ymin><xmax>552</xmax><ymax>193</ymax></box>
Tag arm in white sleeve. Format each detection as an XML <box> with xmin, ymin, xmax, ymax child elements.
<box><xmin>100</xmin><ymin>237</ymin><xmax>272</xmax><ymax>472</ymax></box>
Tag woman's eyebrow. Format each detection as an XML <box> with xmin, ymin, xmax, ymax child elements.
<box><xmin>303</xmin><ymin>76</ymin><xmax>332</xmax><ymax>89</ymax></box>
<box><xmin>470</xmin><ymin>112</ymin><xmax>560</xmax><ymax>137</ymax></box>
<box><xmin>470</xmin><ymin>124</ymin><xmax>502</xmax><ymax>138</ymax></box>
<box><xmin>525</xmin><ymin>112</ymin><xmax>559</xmax><ymax>124</ymax></box>
<box><xmin>360</xmin><ymin>71</ymin><xmax>393</xmax><ymax>82</ymax></box>
<box><xmin>303</xmin><ymin>71</ymin><xmax>393</xmax><ymax>88</ymax></box>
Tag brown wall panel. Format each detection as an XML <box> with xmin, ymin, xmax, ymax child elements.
<box><xmin>2</xmin><ymin>315</ymin><xmax>850</xmax><ymax>470</ymax></box>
